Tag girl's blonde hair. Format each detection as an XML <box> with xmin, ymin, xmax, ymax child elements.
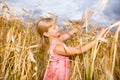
<box><xmin>36</xmin><ymin>18</ymin><xmax>55</xmax><ymax>79</ymax></box>
<box><xmin>36</xmin><ymin>18</ymin><xmax>55</xmax><ymax>49</ymax></box>
<box><xmin>36</xmin><ymin>18</ymin><xmax>55</xmax><ymax>37</ymax></box>
<box><xmin>36</xmin><ymin>17</ymin><xmax>55</xmax><ymax>47</ymax></box>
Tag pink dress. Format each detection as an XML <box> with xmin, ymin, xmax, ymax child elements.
<box><xmin>43</xmin><ymin>40</ymin><xmax>70</xmax><ymax>80</ymax></box>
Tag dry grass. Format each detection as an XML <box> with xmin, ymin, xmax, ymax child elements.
<box><xmin>60</xmin><ymin>21</ymin><xmax>120</xmax><ymax>80</ymax></box>
<box><xmin>0</xmin><ymin>2</ymin><xmax>120</xmax><ymax>80</ymax></box>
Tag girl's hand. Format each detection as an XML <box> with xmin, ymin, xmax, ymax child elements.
<box><xmin>82</xmin><ymin>10</ymin><xmax>94</xmax><ymax>21</ymax></box>
<box><xmin>95</xmin><ymin>27</ymin><xmax>106</xmax><ymax>40</ymax></box>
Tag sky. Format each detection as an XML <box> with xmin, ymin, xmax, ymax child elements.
<box><xmin>1</xmin><ymin>0</ymin><xmax>120</xmax><ymax>26</ymax></box>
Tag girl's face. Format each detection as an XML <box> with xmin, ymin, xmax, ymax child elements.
<box><xmin>47</xmin><ymin>24</ymin><xmax>60</xmax><ymax>38</ymax></box>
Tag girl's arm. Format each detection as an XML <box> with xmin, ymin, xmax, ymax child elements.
<box><xmin>54</xmin><ymin>39</ymin><xmax>96</xmax><ymax>56</ymax></box>
<box><xmin>59</xmin><ymin>11</ymin><xmax>94</xmax><ymax>41</ymax></box>
<box><xmin>54</xmin><ymin>27</ymin><xmax>106</xmax><ymax>56</ymax></box>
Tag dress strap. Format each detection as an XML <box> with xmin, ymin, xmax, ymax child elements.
<box><xmin>62</xmin><ymin>43</ymin><xmax>68</xmax><ymax>54</ymax></box>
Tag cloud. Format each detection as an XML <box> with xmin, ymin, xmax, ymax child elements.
<box><xmin>5</xmin><ymin>0</ymin><xmax>120</xmax><ymax>25</ymax></box>
<box><xmin>7</xmin><ymin>0</ymin><xmax>17</xmax><ymax>3</ymax></box>
<box><xmin>7</xmin><ymin>0</ymin><xmax>97</xmax><ymax>19</ymax></box>
<box><xmin>37</xmin><ymin>0</ymin><xmax>99</xmax><ymax>24</ymax></box>
<box><xmin>104</xmin><ymin>0</ymin><xmax>120</xmax><ymax>22</ymax></box>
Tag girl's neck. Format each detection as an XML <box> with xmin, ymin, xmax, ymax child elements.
<box><xmin>49</xmin><ymin>37</ymin><xmax>60</xmax><ymax>43</ymax></box>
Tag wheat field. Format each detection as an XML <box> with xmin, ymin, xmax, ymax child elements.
<box><xmin>0</xmin><ymin>2</ymin><xmax>120</xmax><ymax>80</ymax></box>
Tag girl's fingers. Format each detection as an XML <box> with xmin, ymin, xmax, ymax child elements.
<box><xmin>82</xmin><ymin>10</ymin><xmax>94</xmax><ymax>20</ymax></box>
<box><xmin>87</xmin><ymin>11</ymin><xmax>94</xmax><ymax>18</ymax></box>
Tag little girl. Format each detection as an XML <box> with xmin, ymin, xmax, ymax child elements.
<box><xmin>36</xmin><ymin>11</ymin><xmax>106</xmax><ymax>80</ymax></box>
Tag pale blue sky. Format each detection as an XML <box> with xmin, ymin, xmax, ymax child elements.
<box><xmin>2</xmin><ymin>0</ymin><xmax>120</xmax><ymax>25</ymax></box>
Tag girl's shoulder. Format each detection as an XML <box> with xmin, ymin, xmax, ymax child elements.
<box><xmin>50</xmin><ymin>39</ymin><xmax>65</xmax><ymax>51</ymax></box>
<box><xmin>51</xmin><ymin>39</ymin><xmax>63</xmax><ymax>45</ymax></box>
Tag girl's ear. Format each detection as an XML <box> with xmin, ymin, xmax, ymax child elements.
<box><xmin>43</xmin><ymin>32</ymin><xmax>49</xmax><ymax>37</ymax></box>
